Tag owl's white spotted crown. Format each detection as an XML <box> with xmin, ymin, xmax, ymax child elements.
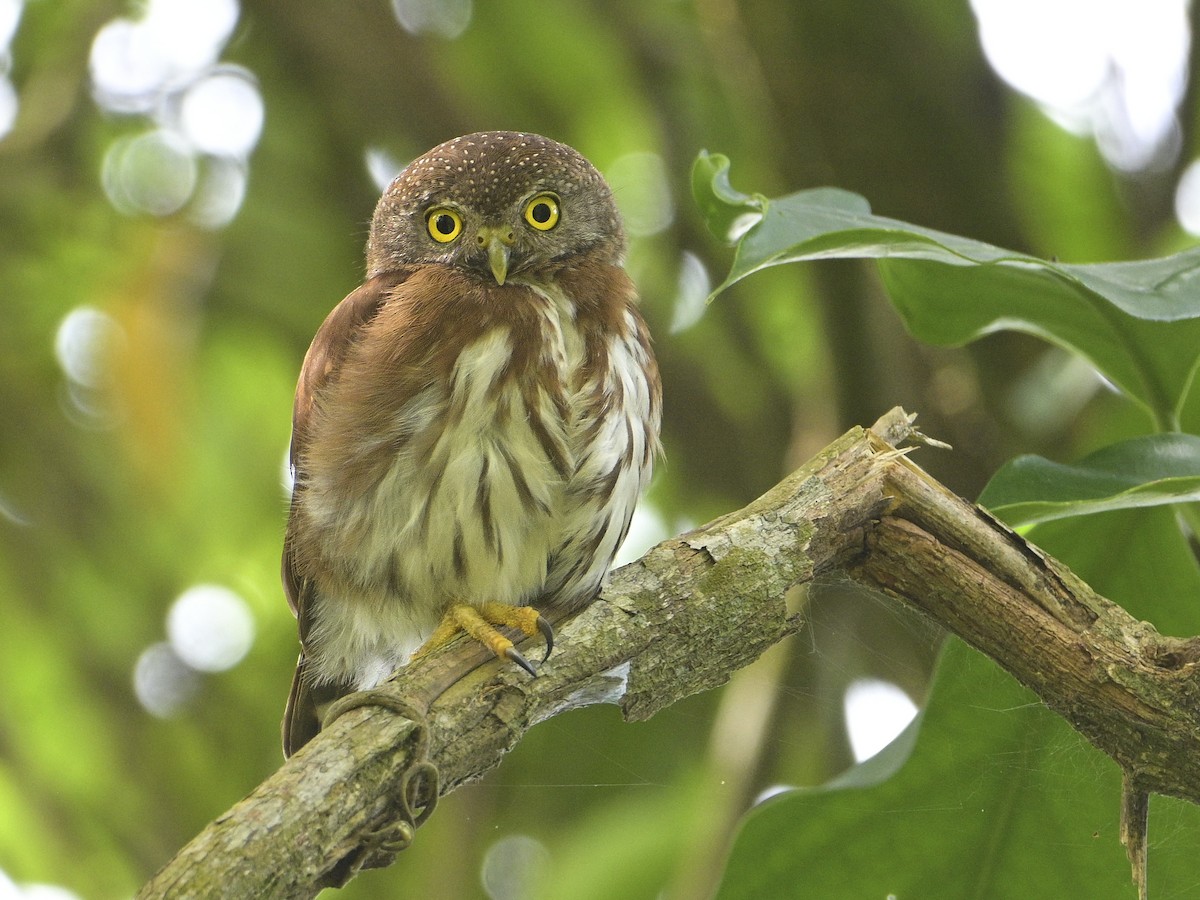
<box><xmin>393</xmin><ymin>131</ymin><xmax>603</xmax><ymax>209</ymax></box>
<box><xmin>365</xmin><ymin>131</ymin><xmax>624</xmax><ymax>279</ymax></box>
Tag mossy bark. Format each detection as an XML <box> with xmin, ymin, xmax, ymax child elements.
<box><xmin>137</xmin><ymin>409</ymin><xmax>1200</xmax><ymax>899</ymax></box>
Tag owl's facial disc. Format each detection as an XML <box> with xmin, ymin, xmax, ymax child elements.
<box><xmin>469</xmin><ymin>192</ymin><xmax>559</xmax><ymax>285</ymax></box>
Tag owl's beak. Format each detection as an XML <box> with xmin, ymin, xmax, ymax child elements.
<box><xmin>487</xmin><ymin>238</ymin><xmax>510</xmax><ymax>286</ymax></box>
<box><xmin>477</xmin><ymin>226</ymin><xmax>515</xmax><ymax>285</ymax></box>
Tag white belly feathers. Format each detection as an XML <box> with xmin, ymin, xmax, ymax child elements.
<box><xmin>306</xmin><ymin>282</ymin><xmax>648</xmax><ymax>687</ymax></box>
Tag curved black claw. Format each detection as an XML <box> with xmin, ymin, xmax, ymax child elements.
<box><xmin>505</xmin><ymin>646</ymin><xmax>538</xmax><ymax>677</ymax></box>
<box><xmin>536</xmin><ymin>615</ymin><xmax>555</xmax><ymax>664</ymax></box>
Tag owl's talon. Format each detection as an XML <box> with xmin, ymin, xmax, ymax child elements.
<box><xmin>536</xmin><ymin>616</ymin><xmax>554</xmax><ymax>664</ymax></box>
<box><xmin>412</xmin><ymin>602</ymin><xmax>551</xmax><ymax>676</ymax></box>
<box><xmin>505</xmin><ymin>646</ymin><xmax>538</xmax><ymax>677</ymax></box>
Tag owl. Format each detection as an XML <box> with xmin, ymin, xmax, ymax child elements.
<box><xmin>282</xmin><ymin>132</ymin><xmax>662</xmax><ymax>756</ymax></box>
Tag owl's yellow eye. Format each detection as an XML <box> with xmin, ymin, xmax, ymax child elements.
<box><xmin>524</xmin><ymin>194</ymin><xmax>560</xmax><ymax>231</ymax></box>
<box><xmin>426</xmin><ymin>208</ymin><xmax>462</xmax><ymax>243</ymax></box>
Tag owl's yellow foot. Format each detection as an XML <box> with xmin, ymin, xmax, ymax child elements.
<box><xmin>411</xmin><ymin>602</ymin><xmax>554</xmax><ymax>676</ymax></box>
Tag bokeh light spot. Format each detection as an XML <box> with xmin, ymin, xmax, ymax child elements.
<box><xmin>0</xmin><ymin>77</ymin><xmax>16</xmax><ymax>141</ymax></box>
<box><xmin>0</xmin><ymin>0</ymin><xmax>21</xmax><ymax>50</ymax></box>
<box><xmin>606</xmin><ymin>152</ymin><xmax>675</xmax><ymax>237</ymax></box>
<box><xmin>480</xmin><ymin>834</ymin><xmax>549</xmax><ymax>900</ymax></box>
<box><xmin>58</xmin><ymin>379</ymin><xmax>121</xmax><ymax>431</ymax></box>
<box><xmin>391</xmin><ymin>0</ymin><xmax>473</xmax><ymax>39</ymax></box>
<box><xmin>669</xmin><ymin>251</ymin><xmax>711</xmax><ymax>334</ymax></box>
<box><xmin>843</xmin><ymin>678</ymin><xmax>919</xmax><ymax>763</ymax></box>
<box><xmin>1174</xmin><ymin>158</ymin><xmax>1200</xmax><ymax>236</ymax></box>
<box><xmin>179</xmin><ymin>67</ymin><xmax>263</xmax><ymax>158</ymax></box>
<box><xmin>22</xmin><ymin>885</ymin><xmax>84</xmax><ymax>900</ymax></box>
<box><xmin>613</xmin><ymin>502</ymin><xmax>671</xmax><ymax>568</ymax></box>
<box><xmin>167</xmin><ymin>584</ymin><xmax>255</xmax><ymax>673</ymax></box>
<box><xmin>102</xmin><ymin>129</ymin><xmax>198</xmax><ymax>216</ymax></box>
<box><xmin>0</xmin><ymin>863</ymin><xmax>16</xmax><ymax>895</ymax></box>
<box><xmin>142</xmin><ymin>0</ymin><xmax>238</xmax><ymax>74</ymax></box>
<box><xmin>54</xmin><ymin>306</ymin><xmax>124</xmax><ymax>390</ymax></box>
<box><xmin>970</xmin><ymin>0</ymin><xmax>1189</xmax><ymax>170</ymax></box>
<box><xmin>281</xmin><ymin>444</ymin><xmax>295</xmax><ymax>495</ymax></box>
<box><xmin>90</xmin><ymin>0</ymin><xmax>239</xmax><ymax>113</ymax></box>
<box><xmin>0</xmin><ymin>491</ymin><xmax>29</xmax><ymax>527</ymax></box>
<box><xmin>89</xmin><ymin>18</ymin><xmax>171</xmax><ymax>113</ymax></box>
<box><xmin>89</xmin><ymin>0</ymin><xmax>252</xmax><ymax>227</ymax></box>
<box><xmin>189</xmin><ymin>156</ymin><xmax>248</xmax><ymax>229</ymax></box>
<box><xmin>0</xmin><ymin>0</ymin><xmax>20</xmax><ymax>144</ymax></box>
<box><xmin>134</xmin><ymin>642</ymin><xmax>201</xmax><ymax>717</ymax></box>
<box><xmin>365</xmin><ymin>145</ymin><xmax>404</xmax><ymax>192</ymax></box>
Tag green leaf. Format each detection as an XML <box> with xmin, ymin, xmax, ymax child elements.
<box><xmin>979</xmin><ymin>434</ymin><xmax>1200</xmax><ymax>526</ymax></box>
<box><xmin>711</xmin><ymin>182</ymin><xmax>1200</xmax><ymax>322</ymax></box>
<box><xmin>876</xmin><ymin>260</ymin><xmax>1200</xmax><ymax>428</ymax></box>
<box><xmin>1026</xmin><ymin>506</ymin><xmax>1200</xmax><ymax>637</ymax></box>
<box><xmin>698</xmin><ymin>155</ymin><xmax>1200</xmax><ymax>425</ymax></box>
<box><xmin>691</xmin><ymin>151</ymin><xmax>767</xmax><ymax>243</ymax></box>
<box><xmin>714</xmin><ymin>638</ymin><xmax>1200</xmax><ymax>899</ymax></box>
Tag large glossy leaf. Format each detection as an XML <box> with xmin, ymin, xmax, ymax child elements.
<box><xmin>980</xmin><ymin>437</ymin><xmax>1200</xmax><ymax>636</ymax></box>
<box><xmin>1026</xmin><ymin>505</ymin><xmax>1200</xmax><ymax>637</ymax></box>
<box><xmin>714</xmin><ymin>638</ymin><xmax>1200</xmax><ymax>899</ymax></box>
<box><xmin>694</xmin><ymin>152</ymin><xmax>1200</xmax><ymax>425</ymax></box>
<box><xmin>979</xmin><ymin>434</ymin><xmax>1200</xmax><ymax>525</ymax></box>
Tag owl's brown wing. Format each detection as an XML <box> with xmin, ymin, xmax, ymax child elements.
<box><xmin>282</xmin><ymin>269</ymin><xmax>411</xmax><ymax>757</ymax></box>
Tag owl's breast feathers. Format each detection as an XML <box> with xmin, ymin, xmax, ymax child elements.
<box><xmin>283</xmin><ymin>253</ymin><xmax>661</xmax><ymax>684</ymax></box>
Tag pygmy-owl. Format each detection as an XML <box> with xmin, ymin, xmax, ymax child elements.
<box><xmin>282</xmin><ymin>132</ymin><xmax>662</xmax><ymax>756</ymax></box>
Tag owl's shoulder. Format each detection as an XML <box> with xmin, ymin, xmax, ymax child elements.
<box><xmin>287</xmin><ymin>270</ymin><xmax>411</xmax><ymax>449</ymax></box>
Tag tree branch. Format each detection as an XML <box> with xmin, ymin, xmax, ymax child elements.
<box><xmin>137</xmin><ymin>408</ymin><xmax>1200</xmax><ymax>899</ymax></box>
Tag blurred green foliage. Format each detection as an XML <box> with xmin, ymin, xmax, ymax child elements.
<box><xmin>2</xmin><ymin>1</ymin><xmax>1198</xmax><ymax>898</ymax></box>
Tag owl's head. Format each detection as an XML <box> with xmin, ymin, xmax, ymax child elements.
<box><xmin>366</xmin><ymin>131</ymin><xmax>626</xmax><ymax>284</ymax></box>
